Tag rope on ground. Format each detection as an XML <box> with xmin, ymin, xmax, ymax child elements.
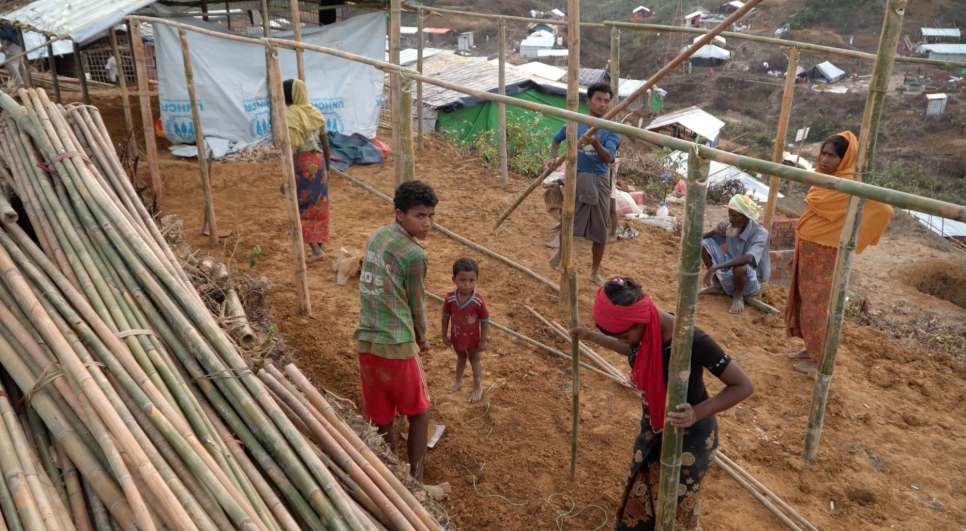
<box><xmin>459</xmin><ymin>463</ymin><xmax>609</xmax><ymax>531</ymax></box>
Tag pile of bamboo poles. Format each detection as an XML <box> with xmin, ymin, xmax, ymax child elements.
<box><xmin>0</xmin><ymin>86</ymin><xmax>443</xmax><ymax>530</ymax></box>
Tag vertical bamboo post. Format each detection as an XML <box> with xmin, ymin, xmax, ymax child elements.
<box><xmin>46</xmin><ymin>43</ymin><xmax>61</xmax><ymax>103</ymax></box>
<box><xmin>416</xmin><ymin>8</ymin><xmax>424</xmax><ymax>152</ymax></box>
<box><xmin>803</xmin><ymin>0</ymin><xmax>906</xmax><ymax>464</ymax></box>
<box><xmin>110</xmin><ymin>29</ymin><xmax>134</xmax><ymax>135</ymax></box>
<box><xmin>761</xmin><ymin>46</ymin><xmax>798</xmax><ymax>229</ymax></box>
<box><xmin>498</xmin><ymin>19</ymin><xmax>508</xmax><ymax>182</ymax></box>
<box><xmin>261</xmin><ymin>0</ymin><xmax>271</xmax><ymax>37</ymax></box>
<box><xmin>129</xmin><ymin>21</ymin><xmax>162</xmax><ymax>212</ymax></box>
<box><xmin>399</xmin><ymin>80</ymin><xmax>416</xmax><ymax>182</ymax></box>
<box><xmin>178</xmin><ymin>28</ymin><xmax>219</xmax><ymax>245</ymax></box>
<box><xmin>289</xmin><ymin>0</ymin><xmax>305</xmax><ymax>81</ymax></box>
<box><xmin>226</xmin><ymin>2</ymin><xmax>233</xmax><ymax>31</ymax></box>
<box><xmin>72</xmin><ymin>42</ymin><xmax>90</xmax><ymax>105</ymax></box>
<box><xmin>656</xmin><ymin>146</ymin><xmax>709</xmax><ymax>530</ymax></box>
<box><xmin>266</xmin><ymin>45</ymin><xmax>313</xmax><ymax>316</ymax></box>
<box><xmin>201</xmin><ymin>0</ymin><xmax>209</xmax><ymax>21</ymax></box>
<box><xmin>609</xmin><ymin>26</ymin><xmax>619</xmax><ymax>111</ymax></box>
<box><xmin>17</xmin><ymin>28</ymin><xmax>32</xmax><ymax>88</ymax></box>
<box><xmin>561</xmin><ymin>0</ymin><xmax>581</xmax><ymax>480</ymax></box>
<box><xmin>390</xmin><ymin>0</ymin><xmax>403</xmax><ymax>184</ymax></box>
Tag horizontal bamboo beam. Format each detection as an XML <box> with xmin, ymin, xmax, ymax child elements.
<box><xmin>605</xmin><ymin>21</ymin><xmax>966</xmax><ymax>69</ymax></box>
<box><xmin>125</xmin><ymin>14</ymin><xmax>966</xmax><ymax>223</ymax></box>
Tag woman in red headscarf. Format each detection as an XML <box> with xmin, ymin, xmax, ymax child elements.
<box><xmin>571</xmin><ymin>277</ymin><xmax>754</xmax><ymax>530</ymax></box>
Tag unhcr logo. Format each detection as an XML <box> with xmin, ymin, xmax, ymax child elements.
<box><xmin>244</xmin><ymin>97</ymin><xmax>272</xmax><ymax>140</ymax></box>
<box><xmin>164</xmin><ymin>116</ymin><xmax>195</xmax><ymax>141</ymax></box>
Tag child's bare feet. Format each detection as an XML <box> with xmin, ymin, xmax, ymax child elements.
<box><xmin>424</xmin><ymin>482</ymin><xmax>451</xmax><ymax>501</ymax></box>
<box><xmin>447</xmin><ymin>379</ymin><xmax>464</xmax><ymax>393</ymax></box>
<box><xmin>469</xmin><ymin>384</ymin><xmax>482</xmax><ymax>403</ymax></box>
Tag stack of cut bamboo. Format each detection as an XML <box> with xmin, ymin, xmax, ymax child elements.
<box><xmin>0</xmin><ymin>87</ymin><xmax>443</xmax><ymax>530</ymax></box>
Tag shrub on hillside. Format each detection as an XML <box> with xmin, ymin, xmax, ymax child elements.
<box><xmin>472</xmin><ymin>114</ymin><xmax>547</xmax><ymax>178</ymax></box>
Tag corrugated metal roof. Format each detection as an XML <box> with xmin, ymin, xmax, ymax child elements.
<box><xmin>646</xmin><ymin>106</ymin><xmax>725</xmax><ymax>141</ymax></box>
<box><xmin>926</xmin><ymin>93</ymin><xmax>948</xmax><ymax>100</ymax></box>
<box><xmin>537</xmin><ymin>49</ymin><xmax>568</xmax><ymax>57</ymax></box>
<box><xmin>514</xmin><ymin>61</ymin><xmax>566</xmax><ymax>81</ymax></box>
<box><xmin>918</xmin><ymin>43</ymin><xmax>966</xmax><ymax>54</ymax></box>
<box><xmin>387</xmin><ymin>47</ymin><xmax>453</xmax><ymax>67</ymax></box>
<box><xmin>419</xmin><ymin>53</ymin><xmax>534</xmax><ymax>109</ymax></box>
<box><xmin>693</xmin><ymin>35</ymin><xmax>726</xmax><ymax>46</ymax></box>
<box><xmin>578</xmin><ymin>68</ymin><xmax>608</xmax><ymax>85</ymax></box>
<box><xmin>920</xmin><ymin>28</ymin><xmax>961</xmax><ymax>38</ymax></box>
<box><xmin>423</xmin><ymin>27</ymin><xmax>453</xmax><ymax>35</ymax></box>
<box><xmin>521</xmin><ymin>29</ymin><xmax>555</xmax><ymax>48</ymax></box>
<box><xmin>906</xmin><ymin>210</ymin><xmax>966</xmax><ymax>238</ymax></box>
<box><xmin>684</xmin><ymin>10</ymin><xmax>705</xmax><ymax>19</ymax></box>
<box><xmin>0</xmin><ymin>0</ymin><xmax>156</xmax><ymax>42</ymax></box>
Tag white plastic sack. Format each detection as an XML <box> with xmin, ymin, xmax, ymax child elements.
<box><xmin>154</xmin><ymin>11</ymin><xmax>385</xmax><ymax>145</ymax></box>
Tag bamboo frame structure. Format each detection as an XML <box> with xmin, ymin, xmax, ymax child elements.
<box><xmin>129</xmin><ymin>22</ymin><xmax>163</xmax><ymax>212</ymax></box>
<box><xmin>656</xmin><ymin>147</ymin><xmax>708</xmax><ymax>529</ymax></box>
<box><xmin>498</xmin><ymin>19</ymin><xmax>508</xmax><ymax>182</ymax></box>
<box><xmin>399</xmin><ymin>81</ymin><xmax>416</xmax><ymax>182</ymax></box>
<box><xmin>563</xmin><ymin>0</ymin><xmax>581</xmax><ymax>481</ymax></box>
<box><xmin>416</xmin><ymin>8</ymin><xmax>424</xmax><ymax>152</ymax></box>
<box><xmin>71</xmin><ymin>42</ymin><xmax>90</xmax><ymax>105</ymax></box>
<box><xmin>178</xmin><ymin>28</ymin><xmax>219</xmax><ymax>246</ymax></box>
<box><xmin>803</xmin><ymin>0</ymin><xmax>907</xmax><ymax>464</ymax></box>
<box><xmin>289</xmin><ymin>0</ymin><xmax>305</xmax><ymax>80</ymax></box>
<box><xmin>605</xmin><ymin>20</ymin><xmax>966</xmax><ymax>69</ymax></box>
<box><xmin>110</xmin><ymin>28</ymin><xmax>135</xmax><ymax>135</ymax></box>
<box><xmin>492</xmin><ymin>0</ymin><xmax>765</xmax><ymax>230</ymax></box>
<box><xmin>761</xmin><ymin>47</ymin><xmax>799</xmax><ymax>230</ymax></box>
<box><xmin>266</xmin><ymin>46</ymin><xmax>313</xmax><ymax>316</ymax></box>
<box><xmin>123</xmin><ymin>14</ymin><xmax>966</xmax><ymax>224</ymax></box>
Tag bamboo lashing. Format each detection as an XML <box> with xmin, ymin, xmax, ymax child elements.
<box><xmin>491</xmin><ymin>0</ymin><xmax>765</xmax><ymax>231</ymax></box>
<box><xmin>123</xmin><ymin>14</ymin><xmax>966</xmax><ymax>223</ymax></box>
<box><xmin>803</xmin><ymin>0</ymin><xmax>907</xmax><ymax>464</ymax></box>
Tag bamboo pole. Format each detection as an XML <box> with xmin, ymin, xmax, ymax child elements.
<box><xmin>124</xmin><ymin>15</ymin><xmax>966</xmax><ymax>223</ymax></box>
<box><xmin>16</xmin><ymin>28</ymin><xmax>32</xmax><ymax>88</ymax></box>
<box><xmin>178</xmin><ymin>28</ymin><xmax>219</xmax><ymax>246</ymax></box>
<box><xmin>656</xmin><ymin>146</ymin><xmax>708</xmax><ymax>530</ymax></box>
<box><xmin>46</xmin><ymin>43</ymin><xmax>61</xmax><ymax>104</ymax></box>
<box><xmin>261</xmin><ymin>0</ymin><xmax>272</xmax><ymax>37</ymax></box>
<box><xmin>563</xmin><ymin>0</ymin><xmax>581</xmax><ymax>481</ymax></box>
<box><xmin>713</xmin><ymin>457</ymin><xmax>804</xmax><ymax>531</ymax></box>
<box><xmin>59</xmin><ymin>447</ymin><xmax>93</xmax><ymax>531</ymax></box>
<box><xmin>390</xmin><ymin>0</ymin><xmax>403</xmax><ymax>185</ymax></box>
<box><xmin>400</xmin><ymin>3</ymin><xmax>606</xmax><ymax>28</ymax></box>
<box><xmin>266</xmin><ymin>46</ymin><xmax>312</xmax><ymax>316</ymax></box>
<box><xmin>609</xmin><ymin>27</ymin><xmax>619</xmax><ymax>111</ymax></box>
<box><xmin>803</xmin><ymin>0</ymin><xmax>906</xmax><ymax>464</ymax></box>
<box><xmin>128</xmin><ymin>22</ymin><xmax>163</xmax><ymax>212</ymax></box>
<box><xmin>714</xmin><ymin>453</ymin><xmax>818</xmax><ymax>531</ymax></box>
<box><xmin>416</xmin><ymin>8</ymin><xmax>424</xmax><ymax>152</ymax></box>
<box><xmin>604</xmin><ymin>20</ymin><xmax>966</xmax><ymax>69</ymax></box>
<box><xmin>492</xmin><ymin>0</ymin><xmax>765</xmax><ymax>230</ymax></box>
<box><xmin>72</xmin><ymin>42</ymin><xmax>90</xmax><ymax>105</ymax></box>
<box><xmin>109</xmin><ymin>29</ymin><xmax>134</xmax><ymax>135</ymax></box>
<box><xmin>289</xmin><ymin>0</ymin><xmax>305</xmax><ymax>80</ymax></box>
<box><xmin>761</xmin><ymin>46</ymin><xmax>799</xmax><ymax>230</ymax></box>
<box><xmin>497</xmin><ymin>19</ymin><xmax>508</xmax><ymax>182</ymax></box>
<box><xmin>399</xmin><ymin>81</ymin><xmax>415</xmax><ymax>182</ymax></box>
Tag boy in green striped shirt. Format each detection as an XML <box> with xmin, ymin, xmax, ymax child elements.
<box><xmin>354</xmin><ymin>181</ymin><xmax>447</xmax><ymax>495</ymax></box>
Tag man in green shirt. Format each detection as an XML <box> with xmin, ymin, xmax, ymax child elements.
<box><xmin>354</xmin><ymin>180</ymin><xmax>442</xmax><ymax>490</ymax></box>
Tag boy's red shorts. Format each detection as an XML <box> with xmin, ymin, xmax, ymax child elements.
<box><xmin>358</xmin><ymin>352</ymin><xmax>429</xmax><ymax>425</ymax></box>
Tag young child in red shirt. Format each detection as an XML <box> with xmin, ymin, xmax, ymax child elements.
<box><xmin>441</xmin><ymin>257</ymin><xmax>490</xmax><ymax>403</ymax></box>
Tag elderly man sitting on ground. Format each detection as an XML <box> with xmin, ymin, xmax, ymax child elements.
<box><xmin>699</xmin><ymin>194</ymin><xmax>771</xmax><ymax>314</ymax></box>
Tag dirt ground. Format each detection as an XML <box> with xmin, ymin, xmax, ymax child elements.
<box><xmin>72</xmin><ymin>87</ymin><xmax>966</xmax><ymax>530</ymax></box>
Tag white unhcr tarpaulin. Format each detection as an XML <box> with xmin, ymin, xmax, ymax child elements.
<box><xmin>154</xmin><ymin>11</ymin><xmax>384</xmax><ymax>145</ymax></box>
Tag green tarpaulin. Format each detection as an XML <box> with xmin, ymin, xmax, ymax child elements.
<box><xmin>437</xmin><ymin>89</ymin><xmax>589</xmax><ymax>148</ymax></box>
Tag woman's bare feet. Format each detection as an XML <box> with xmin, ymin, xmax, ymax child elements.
<box><xmin>788</xmin><ymin>350</ymin><xmax>809</xmax><ymax>359</ymax></box>
<box><xmin>447</xmin><ymin>379</ymin><xmax>463</xmax><ymax>394</ymax></box>
<box><xmin>308</xmin><ymin>243</ymin><xmax>325</xmax><ymax>262</ymax></box>
<box><xmin>793</xmin><ymin>361</ymin><xmax>818</xmax><ymax>374</ymax></box>
<box><xmin>469</xmin><ymin>384</ymin><xmax>482</xmax><ymax>403</ymax></box>
<box><xmin>589</xmin><ymin>271</ymin><xmax>605</xmax><ymax>286</ymax></box>
<box><xmin>424</xmin><ymin>483</ymin><xmax>451</xmax><ymax>501</ymax></box>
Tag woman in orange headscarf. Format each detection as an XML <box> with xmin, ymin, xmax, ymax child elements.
<box><xmin>786</xmin><ymin>131</ymin><xmax>893</xmax><ymax>373</ymax></box>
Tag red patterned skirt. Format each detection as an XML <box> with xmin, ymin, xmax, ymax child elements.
<box><xmin>295</xmin><ymin>150</ymin><xmax>330</xmax><ymax>244</ymax></box>
<box><xmin>785</xmin><ymin>238</ymin><xmax>838</xmax><ymax>361</ymax></box>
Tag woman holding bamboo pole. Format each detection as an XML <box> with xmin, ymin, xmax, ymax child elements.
<box><xmin>570</xmin><ymin>277</ymin><xmax>753</xmax><ymax>530</ymax></box>
<box><xmin>283</xmin><ymin>78</ymin><xmax>331</xmax><ymax>261</ymax></box>
<box><xmin>785</xmin><ymin>131</ymin><xmax>893</xmax><ymax>374</ymax></box>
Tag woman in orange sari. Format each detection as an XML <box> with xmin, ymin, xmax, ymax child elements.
<box><xmin>284</xmin><ymin>79</ymin><xmax>331</xmax><ymax>260</ymax></box>
<box><xmin>785</xmin><ymin>131</ymin><xmax>893</xmax><ymax>373</ymax></box>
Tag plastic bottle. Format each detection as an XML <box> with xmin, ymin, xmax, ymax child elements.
<box><xmin>656</xmin><ymin>201</ymin><xmax>669</xmax><ymax>218</ymax></box>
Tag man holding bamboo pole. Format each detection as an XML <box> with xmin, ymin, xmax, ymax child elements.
<box><xmin>543</xmin><ymin>82</ymin><xmax>619</xmax><ymax>286</ymax></box>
